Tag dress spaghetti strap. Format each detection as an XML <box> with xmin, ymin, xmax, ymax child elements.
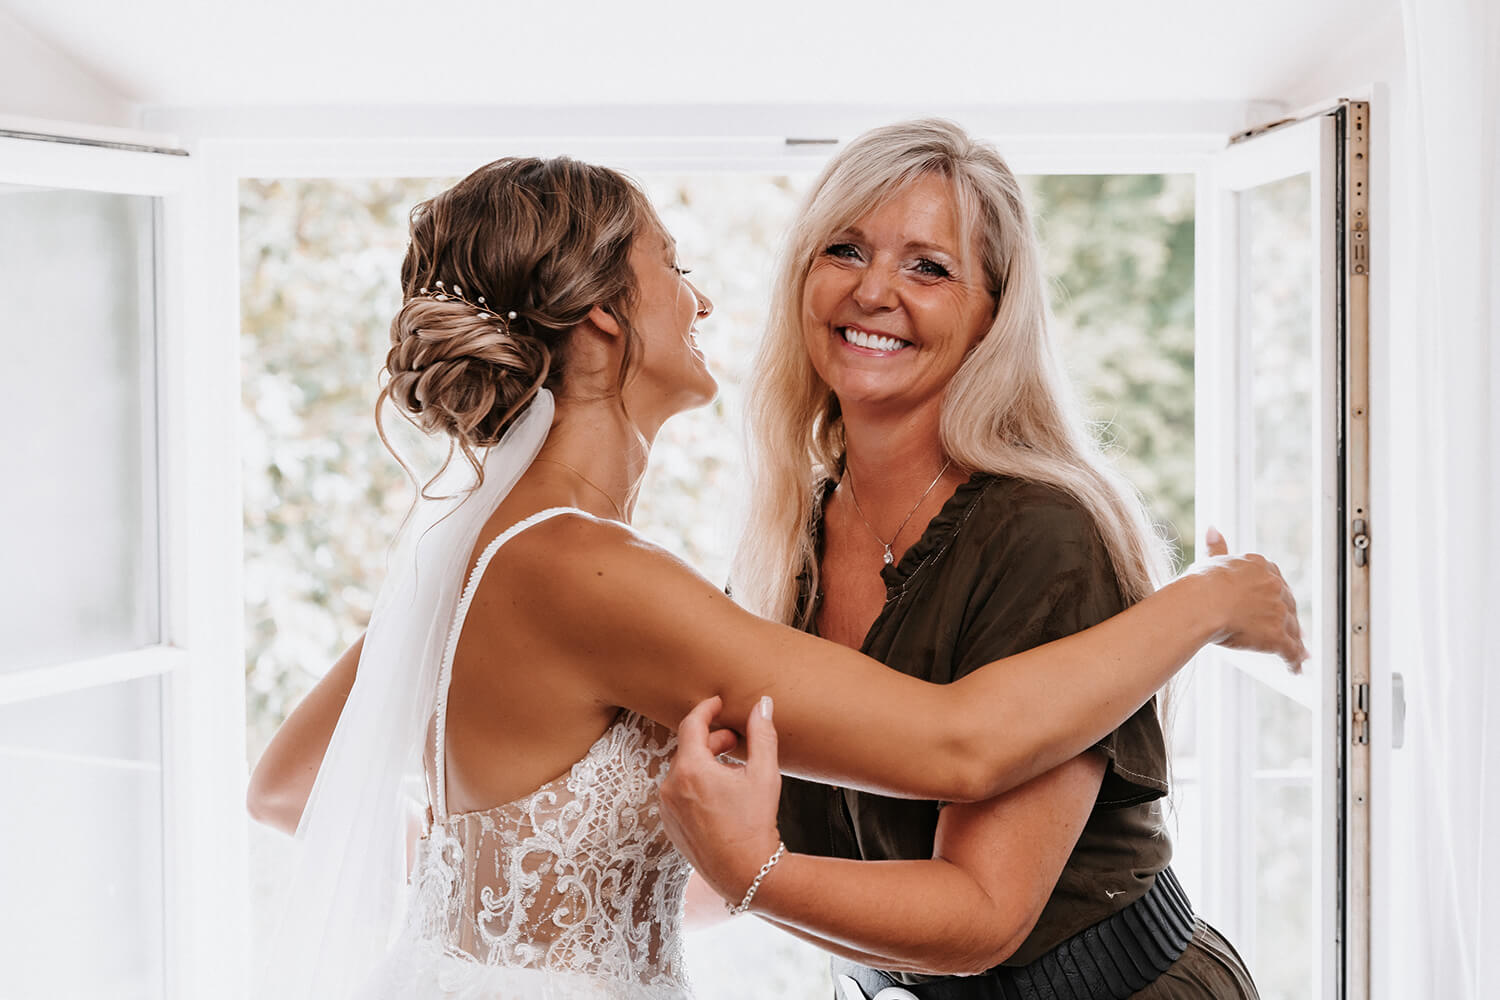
<box><xmin>430</xmin><ymin>506</ymin><xmax>581</xmax><ymax>822</ymax></box>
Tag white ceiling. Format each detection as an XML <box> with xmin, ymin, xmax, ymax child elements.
<box><xmin>4</xmin><ymin>0</ymin><xmax>1397</xmax><ymax>110</ymax></box>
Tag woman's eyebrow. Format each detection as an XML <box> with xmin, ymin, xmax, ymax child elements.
<box><xmin>833</xmin><ymin>226</ymin><xmax>956</xmax><ymax>257</ymax></box>
<box><xmin>904</xmin><ymin>240</ymin><xmax>957</xmax><ymax>257</ymax></box>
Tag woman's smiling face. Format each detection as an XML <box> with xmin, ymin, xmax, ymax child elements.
<box><xmin>626</xmin><ymin>223</ymin><xmax>716</xmax><ymax>415</ymax></box>
<box><xmin>800</xmin><ymin>172</ymin><xmax>997</xmax><ymax>419</ymax></box>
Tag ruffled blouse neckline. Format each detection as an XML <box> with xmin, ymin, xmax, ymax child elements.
<box><xmin>877</xmin><ymin>470</ymin><xmax>992</xmax><ymax>589</ymax></box>
<box><xmin>815</xmin><ymin>469</ymin><xmax>994</xmax><ymax>593</ymax></box>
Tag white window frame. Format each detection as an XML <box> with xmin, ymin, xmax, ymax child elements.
<box><xmin>1193</xmin><ymin>113</ymin><xmax>1344</xmax><ymax>999</ymax></box>
<box><xmin>23</xmin><ymin>97</ymin><xmax>1374</xmax><ymax>998</ymax></box>
<box><xmin>0</xmin><ymin>130</ymin><xmax>250</xmax><ymax>999</ymax></box>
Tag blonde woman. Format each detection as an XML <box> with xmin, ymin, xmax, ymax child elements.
<box><xmin>251</xmin><ymin>154</ymin><xmax>1299</xmax><ymax>999</ymax></box>
<box><xmin>663</xmin><ymin>120</ymin><xmax>1260</xmax><ymax>998</ymax></box>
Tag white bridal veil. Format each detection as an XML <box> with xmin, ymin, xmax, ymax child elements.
<box><xmin>261</xmin><ymin>390</ymin><xmax>556</xmax><ymax>1000</ymax></box>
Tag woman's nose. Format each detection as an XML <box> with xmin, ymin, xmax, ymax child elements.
<box><xmin>851</xmin><ymin>264</ymin><xmax>897</xmax><ymax>312</ymax></box>
<box><xmin>689</xmin><ymin>281</ymin><xmax>714</xmax><ymax>318</ymax></box>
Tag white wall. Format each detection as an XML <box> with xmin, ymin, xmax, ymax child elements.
<box><xmin>0</xmin><ymin>9</ymin><xmax>136</xmax><ymax>129</ymax></box>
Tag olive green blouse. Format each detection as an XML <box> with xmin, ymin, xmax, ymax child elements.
<box><xmin>777</xmin><ymin>473</ymin><xmax>1172</xmax><ymax>978</ymax></box>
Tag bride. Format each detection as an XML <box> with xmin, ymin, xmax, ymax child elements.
<box><xmin>249</xmin><ymin>154</ymin><xmax>1304</xmax><ymax>999</ymax></box>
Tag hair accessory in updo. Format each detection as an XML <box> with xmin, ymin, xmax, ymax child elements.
<box><xmin>419</xmin><ymin>279</ymin><xmax>519</xmax><ymax>325</ymax></box>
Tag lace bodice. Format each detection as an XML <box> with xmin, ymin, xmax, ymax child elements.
<box><xmin>363</xmin><ymin>509</ymin><xmax>692</xmax><ymax>999</ymax></box>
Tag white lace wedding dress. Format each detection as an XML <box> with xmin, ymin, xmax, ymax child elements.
<box><xmin>357</xmin><ymin>509</ymin><xmax>694</xmax><ymax>1000</ymax></box>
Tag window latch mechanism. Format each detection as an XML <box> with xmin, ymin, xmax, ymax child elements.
<box><xmin>1352</xmin><ymin>681</ymin><xmax>1371</xmax><ymax>745</ymax></box>
<box><xmin>1351</xmin><ymin>518</ymin><xmax>1370</xmax><ymax>567</ymax></box>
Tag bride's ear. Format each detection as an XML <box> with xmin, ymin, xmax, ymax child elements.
<box><xmin>586</xmin><ymin>304</ymin><xmax>624</xmax><ymax>340</ymax></box>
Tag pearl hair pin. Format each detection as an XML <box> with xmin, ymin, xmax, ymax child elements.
<box><xmin>418</xmin><ymin>279</ymin><xmax>518</xmax><ymax>325</ymax></box>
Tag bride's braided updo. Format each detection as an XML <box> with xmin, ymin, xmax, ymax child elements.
<box><xmin>378</xmin><ymin>156</ymin><xmax>655</xmax><ymax>488</ymax></box>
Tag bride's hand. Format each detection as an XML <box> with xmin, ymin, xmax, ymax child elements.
<box><xmin>1183</xmin><ymin>526</ymin><xmax>1309</xmax><ymax>672</ymax></box>
<box><xmin>660</xmin><ymin>695</ymin><xmax>783</xmax><ymax>905</ymax></box>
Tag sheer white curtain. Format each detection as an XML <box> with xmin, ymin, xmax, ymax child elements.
<box><xmin>1393</xmin><ymin>0</ymin><xmax>1500</xmax><ymax>994</ymax></box>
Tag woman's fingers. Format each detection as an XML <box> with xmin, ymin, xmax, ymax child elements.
<box><xmin>674</xmin><ymin>696</ymin><xmax>724</xmax><ymax>764</ymax></box>
<box><xmin>1205</xmin><ymin>525</ymin><xmax>1228</xmax><ymax>557</ymax></box>
<box><xmin>706</xmin><ymin>727</ymin><xmax>739</xmax><ymax>757</ymax></box>
<box><xmin>1193</xmin><ymin>542</ymin><xmax>1310</xmax><ymax>672</ymax></box>
<box><xmin>659</xmin><ymin>695</ymin><xmax>783</xmax><ymax>902</ymax></box>
<box><xmin>745</xmin><ymin>696</ymin><xmax>780</xmax><ymax>784</ymax></box>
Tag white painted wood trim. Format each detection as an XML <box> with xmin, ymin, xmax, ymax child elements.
<box><xmin>0</xmin><ymin>646</ymin><xmax>187</xmax><ymax>704</ymax></box>
<box><xmin>0</xmin><ymin>133</ymin><xmax>189</xmax><ymax>193</ymax></box>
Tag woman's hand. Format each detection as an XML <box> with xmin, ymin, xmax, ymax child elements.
<box><xmin>660</xmin><ymin>695</ymin><xmax>783</xmax><ymax>906</ymax></box>
<box><xmin>1183</xmin><ymin>527</ymin><xmax>1309</xmax><ymax>671</ymax></box>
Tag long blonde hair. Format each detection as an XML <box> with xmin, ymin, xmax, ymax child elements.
<box><xmin>733</xmin><ymin>119</ymin><xmax>1171</xmax><ymax>627</ymax></box>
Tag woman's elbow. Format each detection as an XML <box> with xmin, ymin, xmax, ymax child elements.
<box><xmin>923</xmin><ymin>896</ymin><xmax>1040</xmax><ymax>976</ymax></box>
<box><xmin>942</xmin><ymin>926</ymin><xmax>1030</xmax><ymax>977</ymax></box>
<box><xmin>918</xmin><ymin>933</ymin><xmax>1024</xmax><ymax>977</ymax></box>
<box><xmin>246</xmin><ymin>770</ymin><xmax>301</xmax><ymax>836</ymax></box>
<box><xmin>946</xmin><ymin>728</ymin><xmax>1026</xmax><ymax>804</ymax></box>
<box><xmin>934</xmin><ymin>695</ymin><xmax>1032</xmax><ymax>802</ymax></box>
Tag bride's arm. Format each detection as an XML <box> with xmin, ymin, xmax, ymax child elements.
<box><xmin>515</xmin><ymin>515</ymin><xmax>1302</xmax><ymax>803</ymax></box>
<box><xmin>246</xmin><ymin>522</ymin><xmax>1301</xmax><ymax>829</ymax></box>
<box><xmin>246</xmin><ymin>635</ymin><xmax>362</xmax><ymax>835</ymax></box>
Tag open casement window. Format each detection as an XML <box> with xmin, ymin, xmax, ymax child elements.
<box><xmin>0</xmin><ymin>127</ymin><xmax>247</xmax><ymax>999</ymax></box>
<box><xmin>1183</xmin><ymin>102</ymin><xmax>1373</xmax><ymax>1000</ymax></box>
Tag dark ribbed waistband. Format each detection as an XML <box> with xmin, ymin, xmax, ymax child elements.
<box><xmin>832</xmin><ymin>867</ymin><xmax>1196</xmax><ymax>1000</ymax></box>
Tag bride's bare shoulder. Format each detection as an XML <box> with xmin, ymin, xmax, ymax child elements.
<box><xmin>476</xmin><ymin>507</ymin><xmax>735</xmax><ymax>650</ymax></box>
<box><xmin>486</xmin><ymin>507</ymin><xmax>710</xmax><ymax>598</ymax></box>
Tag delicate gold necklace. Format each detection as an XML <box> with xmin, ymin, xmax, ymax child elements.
<box><xmin>533</xmin><ymin>458</ymin><xmax>627</xmax><ymax>522</ymax></box>
<box><xmin>843</xmin><ymin>459</ymin><xmax>952</xmax><ymax>566</ymax></box>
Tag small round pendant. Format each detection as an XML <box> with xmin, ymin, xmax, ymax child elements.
<box><xmin>882</xmin><ymin>547</ymin><xmax>894</xmax><ymax>566</ymax></box>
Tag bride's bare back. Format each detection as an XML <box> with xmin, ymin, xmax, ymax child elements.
<box><xmin>436</xmin><ymin>502</ymin><xmax>626</xmax><ymax>814</ymax></box>
<box><xmin>374</xmin><ymin>505</ymin><xmax>693</xmax><ymax>998</ymax></box>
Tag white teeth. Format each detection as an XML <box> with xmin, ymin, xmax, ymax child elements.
<box><xmin>840</xmin><ymin>327</ymin><xmax>906</xmax><ymax>352</ymax></box>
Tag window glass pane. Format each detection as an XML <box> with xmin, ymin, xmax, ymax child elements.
<box><xmin>0</xmin><ymin>674</ymin><xmax>165</xmax><ymax>997</ymax></box>
<box><xmin>0</xmin><ymin>186</ymin><xmax>158</xmax><ymax>672</ymax></box>
<box><xmin>1236</xmin><ymin>172</ymin><xmax>1323</xmax><ymax>999</ymax></box>
<box><xmin>1253</xmin><ymin>684</ymin><xmax>1316</xmax><ymax>1000</ymax></box>
<box><xmin>1246</xmin><ymin>174</ymin><xmax>1317</xmax><ymax>634</ymax></box>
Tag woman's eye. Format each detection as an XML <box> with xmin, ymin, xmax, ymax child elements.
<box><xmin>913</xmin><ymin>258</ymin><xmax>952</xmax><ymax>279</ymax></box>
<box><xmin>822</xmin><ymin>243</ymin><xmax>862</xmax><ymax>261</ymax></box>
<box><xmin>673</xmin><ymin>263</ymin><xmax>692</xmax><ymax>276</ymax></box>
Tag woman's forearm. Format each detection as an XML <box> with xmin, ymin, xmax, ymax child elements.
<box><xmin>246</xmin><ymin>635</ymin><xmax>362</xmax><ymax>835</ymax></box>
<box><xmin>684</xmin><ymin>873</ymin><xmax>734</xmax><ymax>932</ymax></box>
<box><xmin>746</xmin><ymin>854</ymin><xmax>1029</xmax><ymax>976</ymax></box>
<box><xmin>761</xmin><ymin>917</ymin><xmax>976</xmax><ymax>977</ymax></box>
<box><xmin>946</xmin><ymin>574</ymin><xmax>1222</xmax><ymax>801</ymax></box>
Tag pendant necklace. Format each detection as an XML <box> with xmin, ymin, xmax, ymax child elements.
<box><xmin>533</xmin><ymin>457</ymin><xmax>628</xmax><ymax>522</ymax></box>
<box><xmin>843</xmin><ymin>459</ymin><xmax>952</xmax><ymax>567</ymax></box>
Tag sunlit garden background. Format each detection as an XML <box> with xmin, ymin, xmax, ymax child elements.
<box><xmin>238</xmin><ymin>167</ymin><xmax>1275</xmax><ymax>997</ymax></box>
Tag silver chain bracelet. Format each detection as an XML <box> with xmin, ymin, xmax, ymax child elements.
<box><xmin>725</xmin><ymin>841</ymin><xmax>786</xmax><ymax>916</ymax></box>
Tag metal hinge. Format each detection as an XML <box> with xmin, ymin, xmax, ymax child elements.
<box><xmin>1352</xmin><ymin>682</ymin><xmax>1371</xmax><ymax>745</ymax></box>
<box><xmin>1351</xmin><ymin>517</ymin><xmax>1371</xmax><ymax>566</ymax></box>
<box><xmin>1347</xmin><ymin>101</ymin><xmax>1371</xmax><ymax>276</ymax></box>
